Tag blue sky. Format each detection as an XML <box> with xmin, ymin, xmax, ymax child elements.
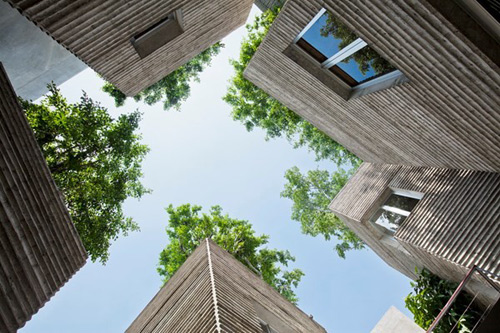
<box><xmin>20</xmin><ymin>6</ymin><xmax>412</xmax><ymax>333</ymax></box>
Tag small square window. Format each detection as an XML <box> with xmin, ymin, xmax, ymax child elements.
<box><xmin>289</xmin><ymin>9</ymin><xmax>408</xmax><ymax>98</ymax></box>
<box><xmin>370</xmin><ymin>191</ymin><xmax>422</xmax><ymax>233</ymax></box>
<box><xmin>131</xmin><ymin>9</ymin><xmax>184</xmax><ymax>59</ymax></box>
<box><xmin>259</xmin><ymin>320</ymin><xmax>278</xmax><ymax>333</ymax></box>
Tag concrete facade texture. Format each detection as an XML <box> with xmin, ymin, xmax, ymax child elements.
<box><xmin>330</xmin><ymin>163</ymin><xmax>500</xmax><ymax>306</ymax></box>
<box><xmin>5</xmin><ymin>0</ymin><xmax>254</xmax><ymax>96</ymax></box>
<box><xmin>0</xmin><ymin>63</ymin><xmax>87</xmax><ymax>333</ymax></box>
<box><xmin>254</xmin><ymin>0</ymin><xmax>285</xmax><ymax>12</ymax></box>
<box><xmin>371</xmin><ymin>306</ymin><xmax>424</xmax><ymax>333</ymax></box>
<box><xmin>0</xmin><ymin>1</ymin><xmax>86</xmax><ymax>100</ymax></box>
<box><xmin>245</xmin><ymin>0</ymin><xmax>500</xmax><ymax>172</ymax></box>
<box><xmin>127</xmin><ymin>239</ymin><xmax>326</xmax><ymax>333</ymax></box>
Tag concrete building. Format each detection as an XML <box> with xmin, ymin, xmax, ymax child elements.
<box><xmin>329</xmin><ymin>163</ymin><xmax>500</xmax><ymax>305</ymax></box>
<box><xmin>0</xmin><ymin>63</ymin><xmax>87</xmax><ymax>333</ymax></box>
<box><xmin>245</xmin><ymin>0</ymin><xmax>500</xmax><ymax>172</ymax></box>
<box><xmin>371</xmin><ymin>306</ymin><xmax>423</xmax><ymax>333</ymax></box>
<box><xmin>254</xmin><ymin>0</ymin><xmax>284</xmax><ymax>12</ymax></box>
<box><xmin>0</xmin><ymin>1</ymin><xmax>86</xmax><ymax>100</ymax></box>
<box><xmin>127</xmin><ymin>239</ymin><xmax>326</xmax><ymax>333</ymax></box>
<box><xmin>5</xmin><ymin>0</ymin><xmax>254</xmax><ymax>96</ymax></box>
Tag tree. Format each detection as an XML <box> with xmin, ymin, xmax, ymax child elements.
<box><xmin>22</xmin><ymin>84</ymin><xmax>149</xmax><ymax>263</ymax></box>
<box><xmin>103</xmin><ymin>42</ymin><xmax>223</xmax><ymax>110</ymax></box>
<box><xmin>158</xmin><ymin>204</ymin><xmax>304</xmax><ymax>303</ymax></box>
<box><xmin>224</xmin><ymin>7</ymin><xmax>359</xmax><ymax>166</ymax></box>
<box><xmin>281</xmin><ymin>166</ymin><xmax>364</xmax><ymax>258</ymax></box>
<box><xmin>405</xmin><ymin>268</ymin><xmax>482</xmax><ymax>332</ymax></box>
<box><xmin>321</xmin><ymin>13</ymin><xmax>395</xmax><ymax>76</ymax></box>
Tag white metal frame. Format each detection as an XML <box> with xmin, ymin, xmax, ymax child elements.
<box><xmin>391</xmin><ymin>188</ymin><xmax>424</xmax><ymax>200</ymax></box>
<box><xmin>321</xmin><ymin>38</ymin><xmax>367</xmax><ymax>69</ymax></box>
<box><xmin>293</xmin><ymin>8</ymin><xmax>326</xmax><ymax>43</ymax></box>
<box><xmin>294</xmin><ymin>7</ymin><xmax>403</xmax><ymax>89</ymax></box>
<box><xmin>373</xmin><ymin>190</ymin><xmax>423</xmax><ymax>232</ymax></box>
<box><xmin>294</xmin><ymin>8</ymin><xmax>371</xmax><ymax>72</ymax></box>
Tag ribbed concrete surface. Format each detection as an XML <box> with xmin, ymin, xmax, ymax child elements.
<box><xmin>330</xmin><ymin>163</ymin><xmax>500</xmax><ymax>304</ymax></box>
<box><xmin>127</xmin><ymin>239</ymin><xmax>326</xmax><ymax>333</ymax></box>
<box><xmin>254</xmin><ymin>0</ymin><xmax>284</xmax><ymax>12</ymax></box>
<box><xmin>0</xmin><ymin>64</ymin><xmax>87</xmax><ymax>333</ymax></box>
<box><xmin>245</xmin><ymin>0</ymin><xmax>500</xmax><ymax>172</ymax></box>
<box><xmin>5</xmin><ymin>0</ymin><xmax>254</xmax><ymax>96</ymax></box>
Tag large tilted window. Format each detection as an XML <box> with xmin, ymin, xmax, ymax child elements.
<box><xmin>370</xmin><ymin>190</ymin><xmax>422</xmax><ymax>233</ymax></box>
<box><xmin>291</xmin><ymin>8</ymin><xmax>407</xmax><ymax>98</ymax></box>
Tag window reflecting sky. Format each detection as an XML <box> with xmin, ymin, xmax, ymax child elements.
<box><xmin>302</xmin><ymin>13</ymin><xmax>343</xmax><ymax>58</ymax></box>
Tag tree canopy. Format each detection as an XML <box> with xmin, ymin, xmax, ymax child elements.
<box><xmin>224</xmin><ymin>7</ymin><xmax>358</xmax><ymax>165</ymax></box>
<box><xmin>281</xmin><ymin>166</ymin><xmax>364</xmax><ymax>258</ymax></box>
<box><xmin>405</xmin><ymin>269</ymin><xmax>481</xmax><ymax>332</ymax></box>
<box><xmin>158</xmin><ymin>204</ymin><xmax>304</xmax><ymax>303</ymax></box>
<box><xmin>103</xmin><ymin>42</ymin><xmax>223</xmax><ymax>110</ymax></box>
<box><xmin>22</xmin><ymin>84</ymin><xmax>149</xmax><ymax>263</ymax></box>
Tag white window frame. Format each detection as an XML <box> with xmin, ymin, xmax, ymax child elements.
<box><xmin>371</xmin><ymin>190</ymin><xmax>423</xmax><ymax>233</ymax></box>
<box><xmin>391</xmin><ymin>188</ymin><xmax>424</xmax><ymax>200</ymax></box>
<box><xmin>293</xmin><ymin>8</ymin><xmax>408</xmax><ymax>96</ymax></box>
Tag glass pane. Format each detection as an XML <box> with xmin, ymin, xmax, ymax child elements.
<box><xmin>301</xmin><ymin>12</ymin><xmax>358</xmax><ymax>58</ymax></box>
<box><xmin>337</xmin><ymin>45</ymin><xmax>396</xmax><ymax>84</ymax></box>
<box><xmin>384</xmin><ymin>193</ymin><xmax>419</xmax><ymax>213</ymax></box>
<box><xmin>371</xmin><ymin>208</ymin><xmax>407</xmax><ymax>233</ymax></box>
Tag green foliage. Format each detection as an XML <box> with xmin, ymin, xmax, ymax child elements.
<box><xmin>281</xmin><ymin>166</ymin><xmax>364</xmax><ymax>258</ymax></box>
<box><xmin>224</xmin><ymin>7</ymin><xmax>358</xmax><ymax>165</ymax></box>
<box><xmin>321</xmin><ymin>13</ymin><xmax>395</xmax><ymax>76</ymax></box>
<box><xmin>102</xmin><ymin>42</ymin><xmax>223</xmax><ymax>110</ymax></box>
<box><xmin>22</xmin><ymin>84</ymin><xmax>149</xmax><ymax>263</ymax></box>
<box><xmin>158</xmin><ymin>204</ymin><xmax>304</xmax><ymax>303</ymax></box>
<box><xmin>405</xmin><ymin>268</ymin><xmax>482</xmax><ymax>332</ymax></box>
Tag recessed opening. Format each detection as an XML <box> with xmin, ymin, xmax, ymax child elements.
<box><xmin>289</xmin><ymin>8</ymin><xmax>408</xmax><ymax>98</ymax></box>
<box><xmin>130</xmin><ymin>9</ymin><xmax>184</xmax><ymax>59</ymax></box>
<box><xmin>369</xmin><ymin>190</ymin><xmax>422</xmax><ymax>233</ymax></box>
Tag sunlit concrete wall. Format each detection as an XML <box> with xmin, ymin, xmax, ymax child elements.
<box><xmin>245</xmin><ymin>0</ymin><xmax>500</xmax><ymax>172</ymax></box>
<box><xmin>5</xmin><ymin>0</ymin><xmax>254</xmax><ymax>96</ymax></box>
<box><xmin>330</xmin><ymin>163</ymin><xmax>500</xmax><ymax>306</ymax></box>
<box><xmin>0</xmin><ymin>1</ymin><xmax>86</xmax><ymax>100</ymax></box>
<box><xmin>371</xmin><ymin>306</ymin><xmax>423</xmax><ymax>333</ymax></box>
<box><xmin>126</xmin><ymin>239</ymin><xmax>326</xmax><ymax>332</ymax></box>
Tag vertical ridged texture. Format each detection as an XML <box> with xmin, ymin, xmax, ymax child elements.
<box><xmin>254</xmin><ymin>0</ymin><xmax>285</xmax><ymax>12</ymax></box>
<box><xmin>4</xmin><ymin>0</ymin><xmax>254</xmax><ymax>96</ymax></box>
<box><xmin>0</xmin><ymin>63</ymin><xmax>87</xmax><ymax>333</ymax></box>
<box><xmin>245</xmin><ymin>0</ymin><xmax>500</xmax><ymax>172</ymax></box>
<box><xmin>126</xmin><ymin>242</ymin><xmax>218</xmax><ymax>333</ymax></box>
<box><xmin>126</xmin><ymin>240</ymin><xmax>326</xmax><ymax>333</ymax></box>
<box><xmin>330</xmin><ymin>163</ymin><xmax>500</xmax><ymax>305</ymax></box>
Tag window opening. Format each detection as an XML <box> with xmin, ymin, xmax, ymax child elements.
<box><xmin>370</xmin><ymin>191</ymin><xmax>421</xmax><ymax>233</ymax></box>
<box><xmin>295</xmin><ymin>9</ymin><xmax>398</xmax><ymax>87</ymax></box>
<box><xmin>130</xmin><ymin>9</ymin><xmax>184</xmax><ymax>59</ymax></box>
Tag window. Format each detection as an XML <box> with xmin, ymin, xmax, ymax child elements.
<box><xmin>259</xmin><ymin>320</ymin><xmax>278</xmax><ymax>333</ymax></box>
<box><xmin>130</xmin><ymin>9</ymin><xmax>184</xmax><ymax>59</ymax></box>
<box><xmin>370</xmin><ymin>190</ymin><xmax>422</xmax><ymax>233</ymax></box>
<box><xmin>290</xmin><ymin>8</ymin><xmax>407</xmax><ymax>98</ymax></box>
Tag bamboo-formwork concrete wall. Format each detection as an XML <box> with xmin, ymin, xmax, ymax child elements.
<box><xmin>0</xmin><ymin>63</ymin><xmax>87</xmax><ymax>332</ymax></box>
<box><xmin>245</xmin><ymin>0</ymin><xmax>500</xmax><ymax>172</ymax></box>
<box><xmin>127</xmin><ymin>239</ymin><xmax>326</xmax><ymax>333</ymax></box>
<box><xmin>330</xmin><ymin>163</ymin><xmax>500</xmax><ymax>304</ymax></box>
<box><xmin>254</xmin><ymin>0</ymin><xmax>284</xmax><ymax>12</ymax></box>
<box><xmin>5</xmin><ymin>0</ymin><xmax>254</xmax><ymax>96</ymax></box>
